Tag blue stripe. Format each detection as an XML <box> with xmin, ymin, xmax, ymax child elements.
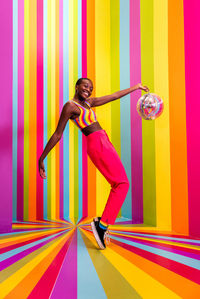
<box><xmin>12</xmin><ymin>0</ymin><xmax>18</xmax><ymax>221</ymax></box>
<box><xmin>120</xmin><ymin>0</ymin><xmax>132</xmax><ymax>219</ymax></box>
<box><xmin>77</xmin><ymin>230</ymin><xmax>107</xmax><ymax>298</ymax></box>
<box><xmin>78</xmin><ymin>0</ymin><xmax>82</xmax><ymax>222</ymax></box>
<box><xmin>111</xmin><ymin>230</ymin><xmax>200</xmax><ymax>244</ymax></box>
<box><xmin>63</xmin><ymin>0</ymin><xmax>70</xmax><ymax>220</ymax></box>
<box><xmin>0</xmin><ymin>230</ymin><xmax>69</xmax><ymax>262</ymax></box>
<box><xmin>43</xmin><ymin>0</ymin><xmax>48</xmax><ymax>220</ymax></box>
<box><xmin>111</xmin><ymin>235</ymin><xmax>200</xmax><ymax>270</ymax></box>
<box><xmin>0</xmin><ymin>227</ymin><xmax>68</xmax><ymax>236</ymax></box>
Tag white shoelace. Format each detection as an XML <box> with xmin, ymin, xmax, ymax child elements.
<box><xmin>104</xmin><ymin>229</ymin><xmax>110</xmax><ymax>245</ymax></box>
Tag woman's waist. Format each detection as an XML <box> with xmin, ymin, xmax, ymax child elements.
<box><xmin>81</xmin><ymin>122</ymin><xmax>103</xmax><ymax>136</ymax></box>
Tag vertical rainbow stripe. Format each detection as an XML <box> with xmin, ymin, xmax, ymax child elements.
<box><xmin>11</xmin><ymin>0</ymin><xmax>200</xmax><ymax>238</ymax></box>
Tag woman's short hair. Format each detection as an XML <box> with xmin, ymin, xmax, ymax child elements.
<box><xmin>75</xmin><ymin>78</ymin><xmax>92</xmax><ymax>86</ymax></box>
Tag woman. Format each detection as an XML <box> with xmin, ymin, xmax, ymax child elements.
<box><xmin>38</xmin><ymin>78</ymin><xmax>149</xmax><ymax>249</ymax></box>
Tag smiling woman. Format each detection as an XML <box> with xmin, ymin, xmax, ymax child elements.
<box><xmin>38</xmin><ymin>77</ymin><xmax>149</xmax><ymax>249</ymax></box>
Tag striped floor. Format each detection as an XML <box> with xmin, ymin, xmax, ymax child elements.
<box><xmin>0</xmin><ymin>220</ymin><xmax>200</xmax><ymax>298</ymax></box>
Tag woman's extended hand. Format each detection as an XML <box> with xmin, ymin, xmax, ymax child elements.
<box><xmin>136</xmin><ymin>83</ymin><xmax>149</xmax><ymax>92</ymax></box>
<box><xmin>38</xmin><ymin>158</ymin><xmax>47</xmax><ymax>179</ymax></box>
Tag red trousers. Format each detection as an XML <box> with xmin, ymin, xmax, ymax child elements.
<box><xmin>86</xmin><ymin>130</ymin><xmax>129</xmax><ymax>225</ymax></box>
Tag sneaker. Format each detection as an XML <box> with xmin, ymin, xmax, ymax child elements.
<box><xmin>91</xmin><ymin>218</ymin><xmax>107</xmax><ymax>249</ymax></box>
<box><xmin>93</xmin><ymin>217</ymin><xmax>101</xmax><ymax>227</ymax></box>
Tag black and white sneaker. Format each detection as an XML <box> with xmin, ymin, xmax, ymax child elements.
<box><xmin>91</xmin><ymin>218</ymin><xmax>107</xmax><ymax>250</ymax></box>
<box><xmin>93</xmin><ymin>217</ymin><xmax>101</xmax><ymax>227</ymax></box>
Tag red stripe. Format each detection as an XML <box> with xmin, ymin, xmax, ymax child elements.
<box><xmin>184</xmin><ymin>0</ymin><xmax>200</xmax><ymax>238</ymax></box>
<box><xmin>17</xmin><ymin>0</ymin><xmax>24</xmax><ymax>221</ymax></box>
<box><xmin>59</xmin><ymin>0</ymin><xmax>64</xmax><ymax>220</ymax></box>
<box><xmin>111</xmin><ymin>237</ymin><xmax>200</xmax><ymax>285</ymax></box>
<box><xmin>82</xmin><ymin>0</ymin><xmax>88</xmax><ymax>218</ymax></box>
<box><xmin>28</xmin><ymin>233</ymin><xmax>74</xmax><ymax>298</ymax></box>
<box><xmin>36</xmin><ymin>0</ymin><xmax>44</xmax><ymax>220</ymax></box>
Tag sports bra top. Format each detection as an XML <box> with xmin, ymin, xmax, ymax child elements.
<box><xmin>69</xmin><ymin>99</ymin><xmax>98</xmax><ymax>130</ymax></box>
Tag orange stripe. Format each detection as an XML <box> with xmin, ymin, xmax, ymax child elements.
<box><xmin>168</xmin><ymin>0</ymin><xmax>189</xmax><ymax>234</ymax></box>
<box><xmin>0</xmin><ymin>229</ymin><xmax>64</xmax><ymax>248</ymax></box>
<box><xmin>87</xmin><ymin>0</ymin><xmax>96</xmax><ymax>217</ymax></box>
<box><xmin>111</xmin><ymin>240</ymin><xmax>200</xmax><ymax>297</ymax></box>
<box><xmin>55</xmin><ymin>0</ymin><xmax>60</xmax><ymax>220</ymax></box>
<box><xmin>29</xmin><ymin>0</ymin><xmax>37</xmax><ymax>220</ymax></box>
<box><xmin>4</xmin><ymin>231</ymin><xmax>73</xmax><ymax>298</ymax></box>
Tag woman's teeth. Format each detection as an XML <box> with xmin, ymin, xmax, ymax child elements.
<box><xmin>83</xmin><ymin>91</ymin><xmax>89</xmax><ymax>97</ymax></box>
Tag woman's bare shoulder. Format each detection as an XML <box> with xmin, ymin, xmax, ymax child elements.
<box><xmin>63</xmin><ymin>101</ymin><xmax>80</xmax><ymax>118</ymax></box>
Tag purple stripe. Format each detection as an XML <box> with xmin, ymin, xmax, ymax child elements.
<box><xmin>0</xmin><ymin>231</ymin><xmax>68</xmax><ymax>271</ymax></box>
<box><xmin>111</xmin><ymin>237</ymin><xmax>200</xmax><ymax>285</ymax></box>
<box><xmin>129</xmin><ymin>0</ymin><xmax>143</xmax><ymax>223</ymax></box>
<box><xmin>0</xmin><ymin>0</ymin><xmax>13</xmax><ymax>232</ymax></box>
<box><xmin>59</xmin><ymin>0</ymin><xmax>64</xmax><ymax>220</ymax></box>
<box><xmin>17</xmin><ymin>0</ymin><xmax>24</xmax><ymax>221</ymax></box>
<box><xmin>51</xmin><ymin>230</ymin><xmax>77</xmax><ymax>299</ymax></box>
<box><xmin>110</xmin><ymin>233</ymin><xmax>200</xmax><ymax>260</ymax></box>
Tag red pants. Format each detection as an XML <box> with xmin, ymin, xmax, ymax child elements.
<box><xmin>86</xmin><ymin>130</ymin><xmax>129</xmax><ymax>225</ymax></box>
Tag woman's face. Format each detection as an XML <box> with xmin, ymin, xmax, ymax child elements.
<box><xmin>76</xmin><ymin>79</ymin><xmax>93</xmax><ymax>99</ymax></box>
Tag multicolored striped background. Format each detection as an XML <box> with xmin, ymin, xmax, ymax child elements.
<box><xmin>1</xmin><ymin>222</ymin><xmax>200</xmax><ymax>297</ymax></box>
<box><xmin>10</xmin><ymin>0</ymin><xmax>200</xmax><ymax>237</ymax></box>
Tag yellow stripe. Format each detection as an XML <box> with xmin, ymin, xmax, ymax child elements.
<box><xmin>51</xmin><ymin>0</ymin><xmax>56</xmax><ymax>220</ymax></box>
<box><xmin>110</xmin><ymin>232</ymin><xmax>200</xmax><ymax>250</ymax></box>
<box><xmin>0</xmin><ymin>230</ymin><xmax>74</xmax><ymax>297</ymax></box>
<box><xmin>69</xmin><ymin>0</ymin><xmax>74</xmax><ymax>224</ymax></box>
<box><xmin>154</xmin><ymin>0</ymin><xmax>171</xmax><ymax>230</ymax></box>
<box><xmin>0</xmin><ymin>229</ymin><xmax>64</xmax><ymax>245</ymax></box>
<box><xmin>29</xmin><ymin>0</ymin><xmax>37</xmax><ymax>221</ymax></box>
<box><xmin>95</xmin><ymin>0</ymin><xmax>111</xmax><ymax>215</ymax></box>
<box><xmin>47</xmin><ymin>0</ymin><xmax>51</xmax><ymax>219</ymax></box>
<box><xmin>81</xmin><ymin>229</ymin><xmax>180</xmax><ymax>298</ymax></box>
<box><xmin>24</xmin><ymin>0</ymin><xmax>30</xmax><ymax>221</ymax></box>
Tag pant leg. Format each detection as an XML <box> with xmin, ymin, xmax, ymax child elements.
<box><xmin>86</xmin><ymin>130</ymin><xmax>129</xmax><ymax>225</ymax></box>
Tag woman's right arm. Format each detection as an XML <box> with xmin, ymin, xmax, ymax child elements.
<box><xmin>38</xmin><ymin>102</ymin><xmax>73</xmax><ymax>179</ymax></box>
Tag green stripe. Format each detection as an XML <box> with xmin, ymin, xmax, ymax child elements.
<box><xmin>74</xmin><ymin>0</ymin><xmax>79</xmax><ymax>221</ymax></box>
<box><xmin>24</xmin><ymin>0</ymin><xmax>30</xmax><ymax>220</ymax></box>
<box><xmin>80</xmin><ymin>230</ymin><xmax>141</xmax><ymax>298</ymax></box>
<box><xmin>110</xmin><ymin>0</ymin><xmax>121</xmax><ymax>217</ymax></box>
<box><xmin>140</xmin><ymin>0</ymin><xmax>156</xmax><ymax>225</ymax></box>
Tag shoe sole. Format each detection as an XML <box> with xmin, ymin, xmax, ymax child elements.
<box><xmin>91</xmin><ymin>221</ymin><xmax>105</xmax><ymax>250</ymax></box>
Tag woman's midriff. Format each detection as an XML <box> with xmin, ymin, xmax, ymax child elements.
<box><xmin>81</xmin><ymin>121</ymin><xmax>103</xmax><ymax>136</ymax></box>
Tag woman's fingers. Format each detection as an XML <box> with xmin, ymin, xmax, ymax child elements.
<box><xmin>39</xmin><ymin>168</ymin><xmax>47</xmax><ymax>179</ymax></box>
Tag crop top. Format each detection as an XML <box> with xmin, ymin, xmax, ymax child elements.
<box><xmin>69</xmin><ymin>99</ymin><xmax>98</xmax><ymax>130</ymax></box>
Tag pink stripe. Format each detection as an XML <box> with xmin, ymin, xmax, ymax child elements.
<box><xmin>28</xmin><ymin>233</ymin><xmax>73</xmax><ymax>298</ymax></box>
<box><xmin>82</xmin><ymin>0</ymin><xmax>88</xmax><ymax>218</ymax></box>
<box><xmin>59</xmin><ymin>0</ymin><xmax>64</xmax><ymax>220</ymax></box>
<box><xmin>82</xmin><ymin>0</ymin><xmax>87</xmax><ymax>77</ymax></box>
<box><xmin>129</xmin><ymin>0</ymin><xmax>143</xmax><ymax>222</ymax></box>
<box><xmin>111</xmin><ymin>237</ymin><xmax>200</xmax><ymax>285</ymax></box>
<box><xmin>17</xmin><ymin>0</ymin><xmax>24</xmax><ymax>221</ymax></box>
<box><xmin>50</xmin><ymin>230</ymin><xmax>77</xmax><ymax>299</ymax></box>
<box><xmin>184</xmin><ymin>0</ymin><xmax>200</xmax><ymax>238</ymax></box>
<box><xmin>36</xmin><ymin>0</ymin><xmax>43</xmax><ymax>220</ymax></box>
<box><xmin>0</xmin><ymin>0</ymin><xmax>13</xmax><ymax>232</ymax></box>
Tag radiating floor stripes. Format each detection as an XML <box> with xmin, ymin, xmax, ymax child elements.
<box><xmin>0</xmin><ymin>220</ymin><xmax>200</xmax><ymax>298</ymax></box>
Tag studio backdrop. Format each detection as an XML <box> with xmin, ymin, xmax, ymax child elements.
<box><xmin>9</xmin><ymin>0</ymin><xmax>200</xmax><ymax>237</ymax></box>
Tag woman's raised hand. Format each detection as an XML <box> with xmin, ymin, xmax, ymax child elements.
<box><xmin>136</xmin><ymin>83</ymin><xmax>149</xmax><ymax>92</ymax></box>
<box><xmin>38</xmin><ymin>158</ymin><xmax>47</xmax><ymax>179</ymax></box>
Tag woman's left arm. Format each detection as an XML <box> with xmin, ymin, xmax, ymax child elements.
<box><xmin>89</xmin><ymin>83</ymin><xmax>149</xmax><ymax>107</ymax></box>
